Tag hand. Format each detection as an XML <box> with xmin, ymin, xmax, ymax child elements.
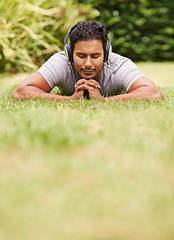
<box><xmin>86</xmin><ymin>86</ymin><xmax>103</xmax><ymax>100</ymax></box>
<box><xmin>70</xmin><ymin>89</ymin><xmax>84</xmax><ymax>100</ymax></box>
<box><xmin>75</xmin><ymin>79</ymin><xmax>100</xmax><ymax>90</ymax></box>
<box><xmin>75</xmin><ymin>79</ymin><xmax>103</xmax><ymax>100</ymax></box>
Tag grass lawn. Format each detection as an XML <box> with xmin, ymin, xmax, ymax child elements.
<box><xmin>0</xmin><ymin>62</ymin><xmax>174</xmax><ymax>240</ymax></box>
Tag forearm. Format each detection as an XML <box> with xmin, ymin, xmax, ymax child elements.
<box><xmin>12</xmin><ymin>86</ymin><xmax>71</xmax><ymax>101</ymax></box>
<box><xmin>105</xmin><ymin>86</ymin><xmax>163</xmax><ymax>101</ymax></box>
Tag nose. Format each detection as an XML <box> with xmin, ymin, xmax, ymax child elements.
<box><xmin>85</xmin><ymin>56</ymin><xmax>92</xmax><ymax>68</ymax></box>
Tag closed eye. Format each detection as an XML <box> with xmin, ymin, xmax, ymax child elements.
<box><xmin>76</xmin><ymin>53</ymin><xmax>101</xmax><ymax>59</ymax></box>
<box><xmin>92</xmin><ymin>54</ymin><xmax>101</xmax><ymax>59</ymax></box>
<box><xmin>77</xmin><ymin>53</ymin><xmax>86</xmax><ymax>58</ymax></box>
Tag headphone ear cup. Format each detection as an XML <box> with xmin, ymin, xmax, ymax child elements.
<box><xmin>65</xmin><ymin>43</ymin><xmax>73</xmax><ymax>62</ymax></box>
<box><xmin>104</xmin><ymin>43</ymin><xmax>112</xmax><ymax>62</ymax></box>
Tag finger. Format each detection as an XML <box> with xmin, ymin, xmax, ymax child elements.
<box><xmin>75</xmin><ymin>79</ymin><xmax>88</xmax><ymax>88</ymax></box>
<box><xmin>76</xmin><ymin>83</ymin><xmax>93</xmax><ymax>91</ymax></box>
<box><xmin>77</xmin><ymin>84</ymin><xmax>100</xmax><ymax>94</ymax></box>
<box><xmin>75</xmin><ymin>82</ymin><xmax>92</xmax><ymax>91</ymax></box>
<box><xmin>75</xmin><ymin>79</ymin><xmax>100</xmax><ymax>89</ymax></box>
<box><xmin>77</xmin><ymin>80</ymin><xmax>100</xmax><ymax>89</ymax></box>
<box><xmin>87</xmin><ymin>79</ymin><xmax>100</xmax><ymax>88</ymax></box>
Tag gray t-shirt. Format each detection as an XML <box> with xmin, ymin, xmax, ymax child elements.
<box><xmin>38</xmin><ymin>51</ymin><xmax>144</xmax><ymax>96</ymax></box>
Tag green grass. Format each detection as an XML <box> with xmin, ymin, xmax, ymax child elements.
<box><xmin>0</xmin><ymin>62</ymin><xmax>174</xmax><ymax>240</ymax></box>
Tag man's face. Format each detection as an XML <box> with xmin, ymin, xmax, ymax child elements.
<box><xmin>73</xmin><ymin>39</ymin><xmax>104</xmax><ymax>80</ymax></box>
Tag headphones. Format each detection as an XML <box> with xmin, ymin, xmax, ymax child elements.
<box><xmin>64</xmin><ymin>31</ymin><xmax>112</xmax><ymax>63</ymax></box>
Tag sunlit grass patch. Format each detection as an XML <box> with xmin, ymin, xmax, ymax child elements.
<box><xmin>0</xmin><ymin>63</ymin><xmax>174</xmax><ymax>240</ymax></box>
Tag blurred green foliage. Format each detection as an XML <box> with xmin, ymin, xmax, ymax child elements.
<box><xmin>78</xmin><ymin>0</ymin><xmax>174</xmax><ymax>61</ymax></box>
<box><xmin>0</xmin><ymin>0</ymin><xmax>174</xmax><ymax>72</ymax></box>
<box><xmin>0</xmin><ymin>0</ymin><xmax>96</xmax><ymax>72</ymax></box>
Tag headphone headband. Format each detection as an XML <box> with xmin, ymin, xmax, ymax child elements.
<box><xmin>64</xmin><ymin>32</ymin><xmax>70</xmax><ymax>46</ymax></box>
<box><xmin>64</xmin><ymin>32</ymin><xmax>112</xmax><ymax>63</ymax></box>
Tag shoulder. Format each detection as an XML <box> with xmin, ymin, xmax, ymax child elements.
<box><xmin>37</xmin><ymin>51</ymin><xmax>73</xmax><ymax>89</ymax></box>
<box><xmin>104</xmin><ymin>52</ymin><xmax>142</xmax><ymax>75</ymax></box>
<box><xmin>101</xmin><ymin>52</ymin><xmax>145</xmax><ymax>93</ymax></box>
<box><xmin>47</xmin><ymin>51</ymin><xmax>69</xmax><ymax>65</ymax></box>
<box><xmin>38</xmin><ymin>51</ymin><xmax>71</xmax><ymax>76</ymax></box>
<box><xmin>105</xmin><ymin>52</ymin><xmax>131</xmax><ymax>69</ymax></box>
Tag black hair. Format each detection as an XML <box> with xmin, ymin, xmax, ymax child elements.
<box><xmin>69</xmin><ymin>21</ymin><xmax>108</xmax><ymax>53</ymax></box>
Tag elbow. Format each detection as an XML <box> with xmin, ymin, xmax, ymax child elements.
<box><xmin>11</xmin><ymin>86</ymin><xmax>25</xmax><ymax>100</ymax></box>
<box><xmin>11</xmin><ymin>88</ymin><xmax>17</xmax><ymax>99</ymax></box>
<box><xmin>152</xmin><ymin>88</ymin><xmax>164</xmax><ymax>101</ymax></box>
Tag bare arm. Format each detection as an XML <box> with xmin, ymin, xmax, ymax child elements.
<box><xmin>76</xmin><ymin>76</ymin><xmax>163</xmax><ymax>101</ymax></box>
<box><xmin>11</xmin><ymin>71</ymin><xmax>84</xmax><ymax>101</ymax></box>
<box><xmin>107</xmin><ymin>76</ymin><xmax>164</xmax><ymax>101</ymax></box>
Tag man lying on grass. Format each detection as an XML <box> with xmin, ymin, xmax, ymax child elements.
<box><xmin>12</xmin><ymin>21</ymin><xmax>163</xmax><ymax>101</ymax></box>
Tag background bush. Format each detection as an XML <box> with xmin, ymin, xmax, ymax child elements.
<box><xmin>0</xmin><ymin>0</ymin><xmax>96</xmax><ymax>72</ymax></box>
<box><xmin>78</xmin><ymin>0</ymin><xmax>174</xmax><ymax>61</ymax></box>
<box><xmin>0</xmin><ymin>0</ymin><xmax>174</xmax><ymax>72</ymax></box>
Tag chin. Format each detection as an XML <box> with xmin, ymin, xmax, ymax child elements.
<box><xmin>80</xmin><ymin>74</ymin><xmax>94</xmax><ymax>80</ymax></box>
<box><xmin>84</xmin><ymin>76</ymin><xmax>94</xmax><ymax>80</ymax></box>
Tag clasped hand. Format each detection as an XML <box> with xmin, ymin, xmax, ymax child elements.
<box><xmin>71</xmin><ymin>79</ymin><xmax>103</xmax><ymax>100</ymax></box>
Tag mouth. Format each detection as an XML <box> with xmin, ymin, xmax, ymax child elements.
<box><xmin>82</xmin><ymin>69</ymin><xmax>96</xmax><ymax>75</ymax></box>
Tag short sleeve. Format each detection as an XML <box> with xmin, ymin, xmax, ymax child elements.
<box><xmin>37</xmin><ymin>52</ymin><xmax>69</xmax><ymax>89</ymax></box>
<box><xmin>112</xmin><ymin>56</ymin><xmax>145</xmax><ymax>92</ymax></box>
